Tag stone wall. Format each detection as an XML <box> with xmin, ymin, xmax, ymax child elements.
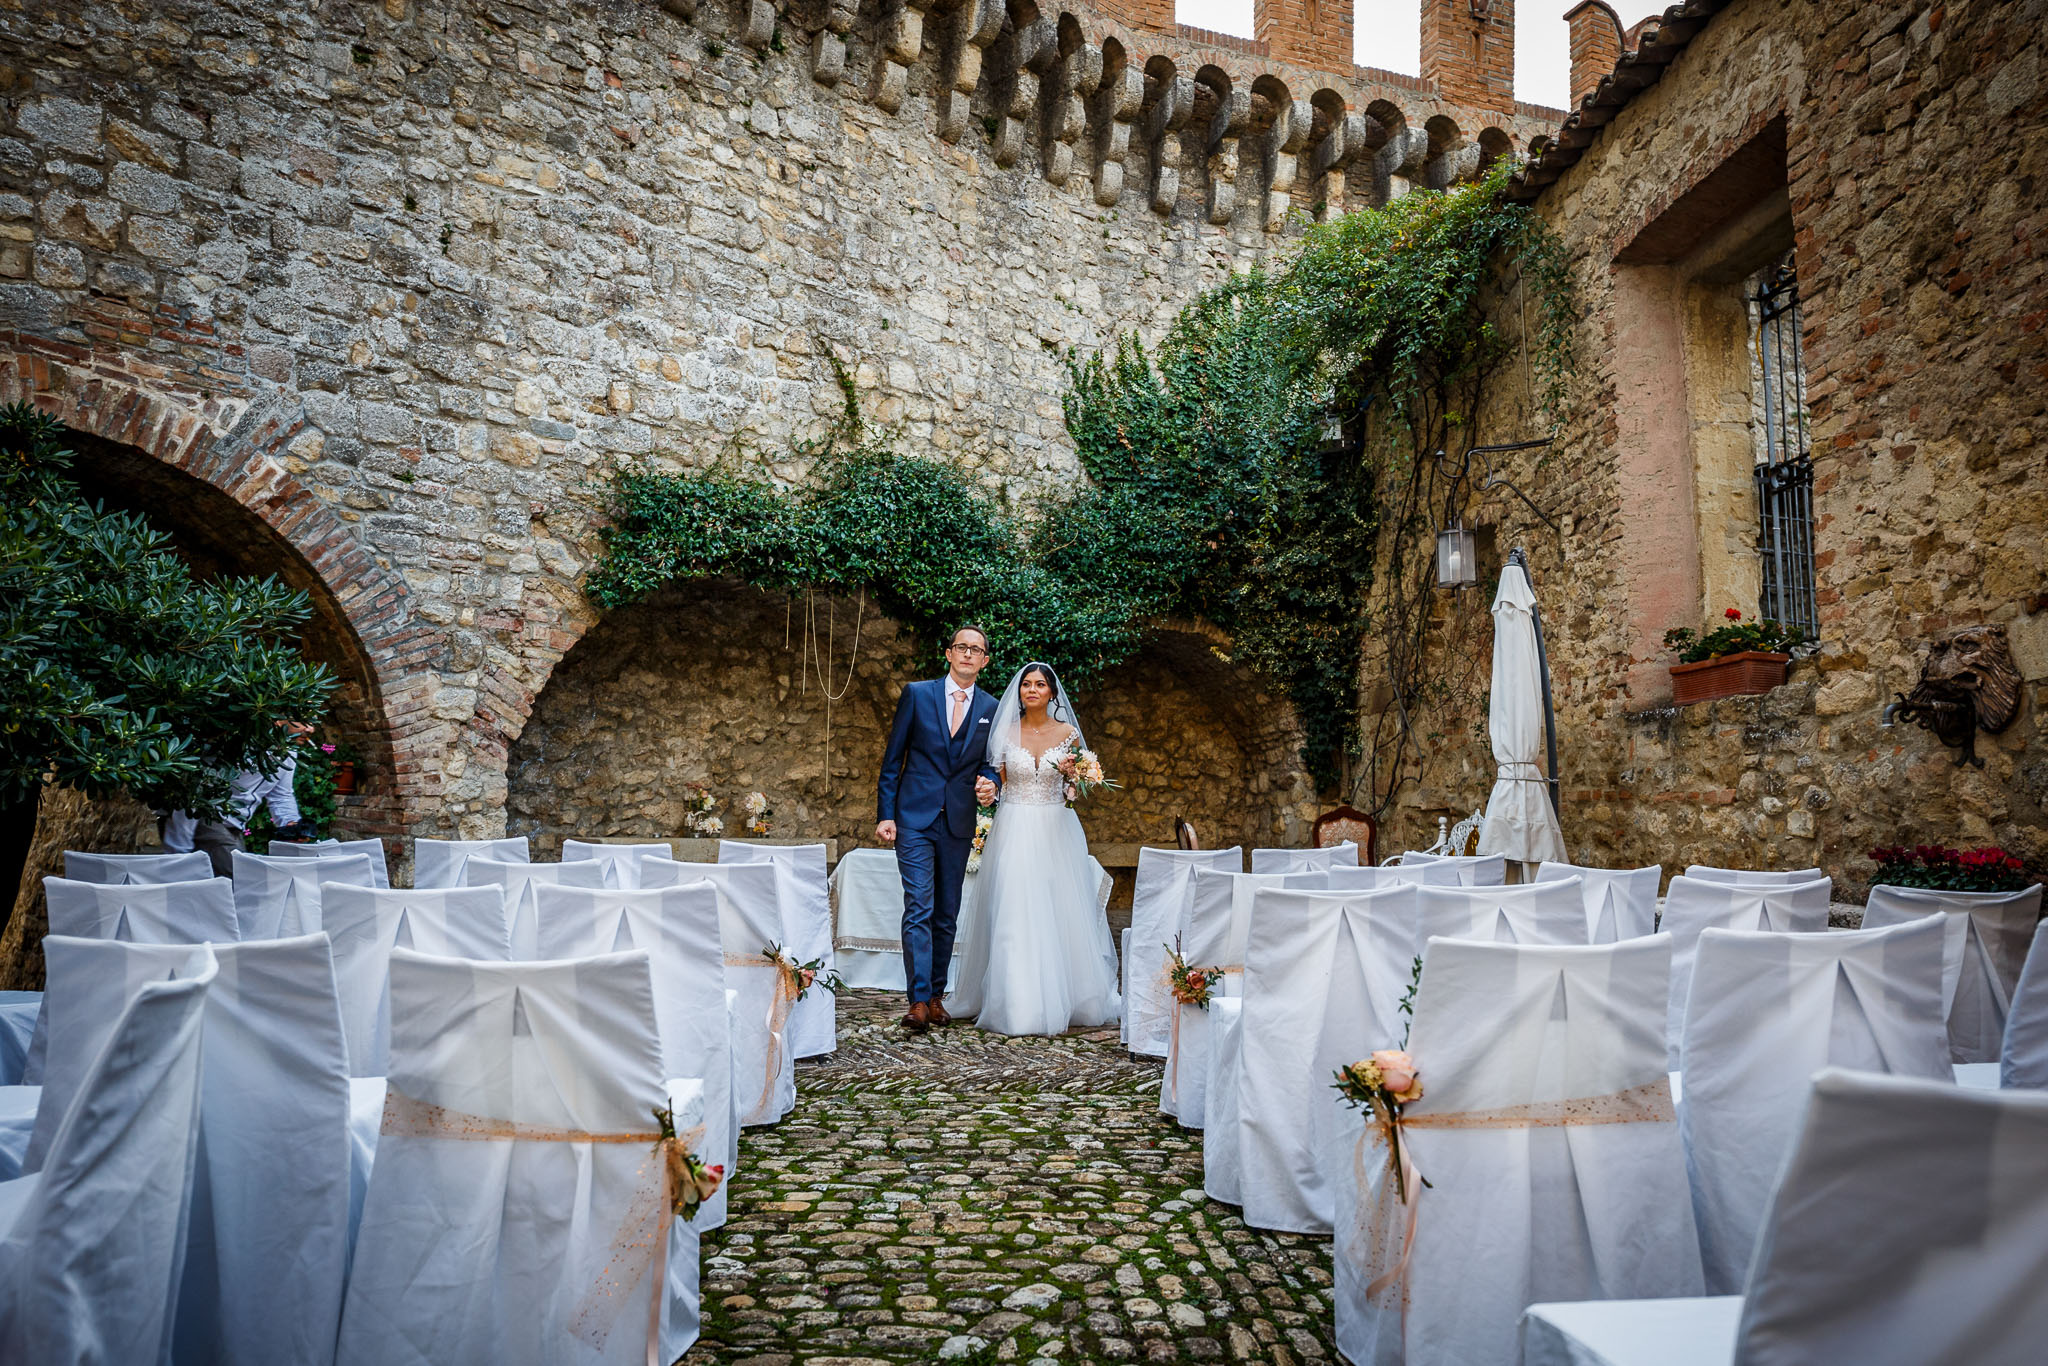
<box><xmin>0</xmin><ymin>0</ymin><xmax>1541</xmax><ymax>866</ymax></box>
<box><xmin>1369</xmin><ymin>0</ymin><xmax>2048</xmax><ymax>892</ymax></box>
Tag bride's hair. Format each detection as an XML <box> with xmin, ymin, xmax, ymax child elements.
<box><xmin>1017</xmin><ymin>662</ymin><xmax>1070</xmax><ymax>723</ymax></box>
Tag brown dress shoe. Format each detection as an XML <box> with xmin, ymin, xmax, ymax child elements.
<box><xmin>926</xmin><ymin>998</ymin><xmax>952</xmax><ymax>1027</ymax></box>
<box><xmin>901</xmin><ymin>1000</ymin><xmax>930</xmax><ymax>1033</ymax></box>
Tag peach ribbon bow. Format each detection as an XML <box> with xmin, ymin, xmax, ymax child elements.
<box><xmin>380</xmin><ymin>1088</ymin><xmax>710</xmax><ymax>1366</ymax></box>
<box><xmin>1347</xmin><ymin>1077</ymin><xmax>1678</xmax><ymax>1306</ymax></box>
<box><xmin>1161</xmin><ymin>959</ymin><xmax>1240</xmax><ymax>1102</ymax></box>
<box><xmin>726</xmin><ymin>951</ymin><xmax>802</xmax><ymax>1117</ymax></box>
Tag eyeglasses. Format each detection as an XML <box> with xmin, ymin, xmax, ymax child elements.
<box><xmin>949</xmin><ymin>643</ymin><xmax>988</xmax><ymax>657</ymax></box>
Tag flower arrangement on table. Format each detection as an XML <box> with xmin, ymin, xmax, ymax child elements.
<box><xmin>743</xmin><ymin>791</ymin><xmax>772</xmax><ymax>837</ymax></box>
<box><xmin>1062</xmin><ymin>737</ymin><xmax>1118</xmax><ymax>806</ymax></box>
<box><xmin>763</xmin><ymin>941</ymin><xmax>843</xmax><ymax>1000</ymax></box>
<box><xmin>1662</xmin><ymin>607</ymin><xmax>1805</xmax><ymax>663</ymax></box>
<box><xmin>654</xmin><ymin>1104</ymin><xmax>725</xmax><ymax>1222</ymax></box>
<box><xmin>966</xmin><ymin>804</ymin><xmax>995</xmax><ymax>874</ymax></box>
<box><xmin>683</xmin><ymin>784</ymin><xmax>722</xmax><ymax>837</ymax></box>
<box><xmin>1869</xmin><ymin>844</ymin><xmax>2032</xmax><ymax>893</ymax></box>
<box><xmin>1164</xmin><ymin>936</ymin><xmax>1218</xmax><ymax>1009</ymax></box>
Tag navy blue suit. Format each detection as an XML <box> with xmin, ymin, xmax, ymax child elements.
<box><xmin>877</xmin><ymin>677</ymin><xmax>1001</xmax><ymax>1002</ymax></box>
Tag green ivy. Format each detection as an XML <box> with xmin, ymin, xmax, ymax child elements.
<box><xmin>588</xmin><ymin>163</ymin><xmax>1573</xmax><ymax>790</ymax></box>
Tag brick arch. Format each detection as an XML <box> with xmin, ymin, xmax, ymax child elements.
<box><xmin>0</xmin><ymin>340</ymin><xmax>436</xmax><ymax>839</ymax></box>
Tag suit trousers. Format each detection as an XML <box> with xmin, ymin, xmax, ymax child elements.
<box><xmin>896</xmin><ymin>820</ymin><xmax>970</xmax><ymax>1002</ymax></box>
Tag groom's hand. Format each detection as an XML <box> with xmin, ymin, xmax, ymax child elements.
<box><xmin>875</xmin><ymin>820</ymin><xmax>897</xmax><ymax>844</ymax></box>
<box><xmin>974</xmin><ymin>777</ymin><xmax>997</xmax><ymax>805</ymax></box>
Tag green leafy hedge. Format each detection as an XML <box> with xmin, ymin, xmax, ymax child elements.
<box><xmin>589</xmin><ymin>164</ymin><xmax>1573</xmax><ymax>789</ymax></box>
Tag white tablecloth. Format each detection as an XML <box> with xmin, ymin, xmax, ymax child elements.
<box><xmin>1521</xmin><ymin>1296</ymin><xmax>1742</xmax><ymax>1366</ymax></box>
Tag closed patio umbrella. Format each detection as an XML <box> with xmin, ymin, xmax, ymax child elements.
<box><xmin>1476</xmin><ymin>550</ymin><xmax>1567</xmax><ymax>866</ymax></box>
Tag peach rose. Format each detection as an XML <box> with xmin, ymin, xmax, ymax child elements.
<box><xmin>1371</xmin><ymin>1049</ymin><xmax>1422</xmax><ymax>1104</ymax></box>
<box><xmin>693</xmin><ymin>1162</ymin><xmax>726</xmax><ymax>1203</ymax></box>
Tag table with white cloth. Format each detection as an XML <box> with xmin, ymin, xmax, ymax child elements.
<box><xmin>830</xmin><ymin>847</ymin><xmax>1110</xmax><ymax>990</ymax></box>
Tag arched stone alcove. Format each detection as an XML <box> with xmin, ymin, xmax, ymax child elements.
<box><xmin>506</xmin><ymin>583</ymin><xmax>1315</xmax><ymax>856</ymax></box>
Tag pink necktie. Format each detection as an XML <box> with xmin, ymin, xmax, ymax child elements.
<box><xmin>950</xmin><ymin>688</ymin><xmax>966</xmax><ymax>736</ymax></box>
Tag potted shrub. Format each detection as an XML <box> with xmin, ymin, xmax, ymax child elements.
<box><xmin>1664</xmin><ymin>609</ymin><xmax>1804</xmax><ymax>705</ymax></box>
<box><xmin>1868</xmin><ymin>844</ymin><xmax>2032</xmax><ymax>893</ymax></box>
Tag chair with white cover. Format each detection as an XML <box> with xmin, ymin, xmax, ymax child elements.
<box><xmin>43</xmin><ymin>874</ymin><xmax>238</xmax><ymax>943</ymax></box>
<box><xmin>1324</xmin><ymin>862</ymin><xmax>1463</xmax><ymax>890</ymax></box>
<box><xmin>1209</xmin><ymin>884</ymin><xmax>1419</xmax><ymax>1230</ymax></box>
<box><xmin>1678</xmin><ymin>919</ymin><xmax>1951</xmax><ymax>1293</ymax></box>
<box><xmin>535</xmin><ymin>881</ymin><xmax>735</xmax><ymax>1227</ymax></box>
<box><xmin>61</xmin><ymin>849</ymin><xmax>212</xmax><ymax>884</ymax></box>
<box><xmin>0</xmin><ymin>944</ymin><xmax>215</xmax><ymax>1366</ymax></box>
<box><xmin>410</xmin><ymin>836</ymin><xmax>530</xmax><ymax>890</ymax></box>
<box><xmin>335</xmin><ymin>948</ymin><xmax>705</xmax><ymax>1366</ymax></box>
<box><xmin>1683</xmin><ymin>864</ymin><xmax>1824</xmax><ymax>886</ymax></box>
<box><xmin>1522</xmin><ymin>1070</ymin><xmax>2048</xmax><ymax>1366</ymax></box>
<box><xmin>269</xmin><ymin>836</ymin><xmax>392</xmax><ymax>889</ymax></box>
<box><xmin>230</xmin><ymin>850</ymin><xmax>376</xmax><ymax>940</ymax></box>
<box><xmin>1126</xmin><ymin>847</ymin><xmax>1243</xmax><ymax>1059</ymax></box>
<box><xmin>324</xmin><ymin>884</ymin><xmax>514</xmax><ymax>1076</ymax></box>
<box><xmin>461</xmin><ymin>856</ymin><xmax>607</xmax><ymax>960</ymax></box>
<box><xmin>1658</xmin><ymin>874</ymin><xmax>1832</xmax><ymax>1068</ymax></box>
<box><xmin>1161</xmin><ymin>868</ymin><xmax>1313</xmax><ymax>1128</ymax></box>
<box><xmin>1250</xmin><ymin>844</ymin><xmax>1359</xmax><ymax>874</ymax></box>
<box><xmin>643</xmin><ymin>859</ymin><xmax>795</xmax><ymax>1126</ymax></box>
<box><xmin>2003</xmin><ymin>920</ymin><xmax>2048</xmax><ymax>1089</ymax></box>
<box><xmin>0</xmin><ymin>994</ymin><xmax>35</xmax><ymax>1088</ymax></box>
<box><xmin>1535</xmin><ymin>862</ymin><xmax>1662</xmax><ymax>943</ymax></box>
<box><xmin>719</xmin><ymin>841</ymin><xmax>836</xmax><ymax>1059</ymax></box>
<box><xmin>1337</xmin><ymin>935</ymin><xmax>1701</xmax><ymax>1366</ymax></box>
<box><xmin>1398</xmin><ymin>851</ymin><xmax>1508</xmax><ymax>885</ymax></box>
<box><xmin>562</xmin><ymin>839</ymin><xmax>677</xmax><ymax>890</ymax></box>
<box><xmin>1862</xmin><ymin>883</ymin><xmax>2043</xmax><ymax>1063</ymax></box>
<box><xmin>1417</xmin><ymin>879</ymin><xmax>1588</xmax><ymax>947</ymax></box>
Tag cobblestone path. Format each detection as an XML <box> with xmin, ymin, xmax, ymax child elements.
<box><xmin>683</xmin><ymin>990</ymin><xmax>1337</xmax><ymax>1365</ymax></box>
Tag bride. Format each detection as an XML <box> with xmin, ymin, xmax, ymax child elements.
<box><xmin>946</xmin><ymin>662</ymin><xmax>1123</xmax><ymax>1036</ymax></box>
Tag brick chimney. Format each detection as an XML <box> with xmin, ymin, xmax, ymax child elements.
<box><xmin>1564</xmin><ymin>1</ymin><xmax>1624</xmax><ymax>108</ymax></box>
<box><xmin>1419</xmin><ymin>0</ymin><xmax>1516</xmax><ymax>113</ymax></box>
<box><xmin>1254</xmin><ymin>0</ymin><xmax>1355</xmax><ymax>73</ymax></box>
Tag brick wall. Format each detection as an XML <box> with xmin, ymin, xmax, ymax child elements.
<box><xmin>1255</xmin><ymin>0</ymin><xmax>1356</xmax><ymax>73</ymax></box>
<box><xmin>1565</xmin><ymin>1</ymin><xmax>1624</xmax><ymax>108</ymax></box>
<box><xmin>1420</xmin><ymin>0</ymin><xmax>1517</xmax><ymax>114</ymax></box>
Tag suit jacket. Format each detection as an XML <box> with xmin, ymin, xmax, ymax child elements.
<box><xmin>877</xmin><ymin>678</ymin><xmax>1002</xmax><ymax>840</ymax></box>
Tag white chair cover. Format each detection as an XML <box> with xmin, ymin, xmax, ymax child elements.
<box><xmin>1126</xmin><ymin>847</ymin><xmax>1244</xmax><ymax>1059</ymax></box>
<box><xmin>461</xmin><ymin>856</ymin><xmax>608</xmax><ymax>960</ymax></box>
<box><xmin>561</xmin><ymin>839</ymin><xmax>677</xmax><ymax>891</ymax></box>
<box><xmin>1739</xmin><ymin>1069</ymin><xmax>2048</xmax><ymax>1362</ymax></box>
<box><xmin>230</xmin><ymin>851</ymin><xmax>375</xmax><ymax>940</ymax></box>
<box><xmin>1536</xmin><ymin>862</ymin><xmax>1662</xmax><ymax>943</ymax></box>
<box><xmin>642</xmin><ymin>860</ymin><xmax>795</xmax><ymax>1126</ymax></box>
<box><xmin>1678</xmin><ymin>919</ymin><xmax>1951</xmax><ymax>1293</ymax></box>
<box><xmin>335</xmin><ymin>948</ymin><xmax>702</xmax><ymax>1366</ymax></box>
<box><xmin>2003</xmin><ymin>919</ymin><xmax>2048</xmax><ymax>1089</ymax></box>
<box><xmin>410</xmin><ymin>836</ymin><xmax>530</xmax><ymax>890</ymax></box>
<box><xmin>1324</xmin><ymin>863</ymin><xmax>1463</xmax><ymax>890</ymax></box>
<box><xmin>1336</xmin><ymin>935</ymin><xmax>1701</xmax><ymax>1366</ymax></box>
<box><xmin>1417</xmin><ymin>879</ymin><xmax>1588</xmax><ymax>947</ymax></box>
<box><xmin>61</xmin><ymin>849</ymin><xmax>212</xmax><ymax>884</ymax></box>
<box><xmin>268</xmin><ymin>837</ymin><xmax>392</xmax><ymax>889</ymax></box>
<box><xmin>0</xmin><ymin>994</ymin><xmax>36</xmax><ymax>1088</ymax></box>
<box><xmin>718</xmin><ymin>841</ymin><xmax>836</xmax><ymax>1059</ymax></box>
<box><xmin>1249</xmin><ymin>844</ymin><xmax>1360</xmax><ymax>874</ymax></box>
<box><xmin>1863</xmin><ymin>884</ymin><xmax>2043</xmax><ymax>1063</ymax></box>
<box><xmin>1222</xmin><ymin>885</ymin><xmax>1419</xmax><ymax>1232</ymax></box>
<box><xmin>1202</xmin><ymin>995</ymin><xmax>1246</xmax><ymax>1194</ymax></box>
<box><xmin>43</xmin><ymin>874</ymin><xmax>237</xmax><ymax>943</ymax></box>
<box><xmin>1161</xmin><ymin>868</ymin><xmax>1311</xmax><ymax>1127</ymax></box>
<box><xmin>1398</xmin><ymin>851</ymin><xmax>1509</xmax><ymax>885</ymax></box>
<box><xmin>0</xmin><ymin>945</ymin><xmax>214</xmax><ymax>1366</ymax></box>
<box><xmin>323</xmin><ymin>884</ymin><xmax>515</xmax><ymax>1076</ymax></box>
<box><xmin>1659</xmin><ymin>875</ymin><xmax>1832</xmax><ymax>1068</ymax></box>
<box><xmin>1683</xmin><ymin>865</ymin><xmax>1824</xmax><ymax>886</ymax></box>
<box><xmin>535</xmin><ymin>881</ymin><xmax>736</xmax><ymax>1226</ymax></box>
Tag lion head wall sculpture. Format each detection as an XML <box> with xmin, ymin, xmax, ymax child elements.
<box><xmin>1885</xmin><ymin>623</ymin><xmax>2023</xmax><ymax>767</ymax></box>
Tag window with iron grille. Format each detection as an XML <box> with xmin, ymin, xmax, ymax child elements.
<box><xmin>1751</xmin><ymin>254</ymin><xmax>1818</xmax><ymax>641</ymax></box>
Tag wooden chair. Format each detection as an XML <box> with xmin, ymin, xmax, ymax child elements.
<box><xmin>1311</xmin><ymin>806</ymin><xmax>1377</xmax><ymax>865</ymax></box>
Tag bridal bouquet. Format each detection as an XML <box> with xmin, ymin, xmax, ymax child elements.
<box><xmin>654</xmin><ymin>1104</ymin><xmax>726</xmax><ymax>1222</ymax></box>
<box><xmin>743</xmin><ymin>791</ymin><xmax>773</xmax><ymax>837</ymax></box>
<box><xmin>1063</xmin><ymin>737</ymin><xmax>1118</xmax><ymax>804</ymax></box>
<box><xmin>966</xmin><ymin>804</ymin><xmax>995</xmax><ymax>873</ymax></box>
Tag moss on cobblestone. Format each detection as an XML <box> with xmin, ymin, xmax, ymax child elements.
<box><xmin>683</xmin><ymin>992</ymin><xmax>1335</xmax><ymax>1365</ymax></box>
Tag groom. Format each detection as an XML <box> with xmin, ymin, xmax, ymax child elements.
<box><xmin>876</xmin><ymin>624</ymin><xmax>1002</xmax><ymax>1033</ymax></box>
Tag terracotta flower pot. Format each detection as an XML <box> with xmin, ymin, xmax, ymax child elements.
<box><xmin>1669</xmin><ymin>651</ymin><xmax>1792</xmax><ymax>706</ymax></box>
<box><xmin>333</xmin><ymin>761</ymin><xmax>357</xmax><ymax>795</ymax></box>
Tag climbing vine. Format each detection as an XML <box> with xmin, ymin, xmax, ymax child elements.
<box><xmin>588</xmin><ymin>161</ymin><xmax>1574</xmax><ymax>794</ymax></box>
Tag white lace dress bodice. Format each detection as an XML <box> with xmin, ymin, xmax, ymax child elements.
<box><xmin>1001</xmin><ymin>743</ymin><xmax>1070</xmax><ymax>807</ymax></box>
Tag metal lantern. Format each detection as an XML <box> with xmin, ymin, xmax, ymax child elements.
<box><xmin>1319</xmin><ymin>411</ymin><xmax>1346</xmax><ymax>451</ymax></box>
<box><xmin>1436</xmin><ymin>524</ymin><xmax>1478</xmax><ymax>590</ymax></box>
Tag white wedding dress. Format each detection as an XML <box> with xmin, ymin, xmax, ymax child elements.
<box><xmin>947</xmin><ymin>684</ymin><xmax>1123</xmax><ymax>1036</ymax></box>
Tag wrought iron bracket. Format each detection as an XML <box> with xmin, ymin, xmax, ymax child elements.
<box><xmin>1433</xmin><ymin>439</ymin><xmax>1562</xmax><ymax>538</ymax></box>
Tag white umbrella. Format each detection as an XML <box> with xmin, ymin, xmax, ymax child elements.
<box><xmin>1475</xmin><ymin>555</ymin><xmax>1567</xmax><ymax>865</ymax></box>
